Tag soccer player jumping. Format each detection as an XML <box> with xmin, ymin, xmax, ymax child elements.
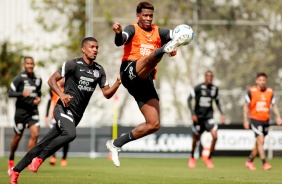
<box><xmin>106</xmin><ymin>1</ymin><xmax>191</xmax><ymax>167</ymax></box>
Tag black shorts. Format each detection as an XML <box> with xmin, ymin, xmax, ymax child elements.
<box><xmin>250</xmin><ymin>118</ymin><xmax>269</xmax><ymax>137</ymax></box>
<box><xmin>120</xmin><ymin>60</ymin><xmax>159</xmax><ymax>107</ymax></box>
<box><xmin>191</xmin><ymin>118</ymin><xmax>218</xmax><ymax>136</ymax></box>
<box><xmin>14</xmin><ymin>108</ymin><xmax>40</xmax><ymax>134</ymax></box>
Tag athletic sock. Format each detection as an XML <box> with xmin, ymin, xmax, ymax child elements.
<box><xmin>9</xmin><ymin>156</ymin><xmax>15</xmax><ymax>160</ymax></box>
<box><xmin>262</xmin><ymin>159</ymin><xmax>266</xmax><ymax>164</ymax></box>
<box><xmin>248</xmin><ymin>158</ymin><xmax>254</xmax><ymax>162</ymax></box>
<box><xmin>154</xmin><ymin>47</ymin><xmax>165</xmax><ymax>58</ymax></box>
<box><xmin>113</xmin><ymin>131</ymin><xmax>135</xmax><ymax>147</ymax></box>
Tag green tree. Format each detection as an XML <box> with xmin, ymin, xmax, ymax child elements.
<box><xmin>0</xmin><ymin>41</ymin><xmax>23</xmax><ymax>115</ymax></box>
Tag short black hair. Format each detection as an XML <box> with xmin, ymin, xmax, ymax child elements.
<box><xmin>136</xmin><ymin>1</ymin><xmax>154</xmax><ymax>14</ymax></box>
<box><xmin>205</xmin><ymin>70</ymin><xmax>213</xmax><ymax>75</ymax></box>
<box><xmin>81</xmin><ymin>37</ymin><xmax>98</xmax><ymax>47</ymax></box>
<box><xmin>23</xmin><ymin>56</ymin><xmax>34</xmax><ymax>64</ymax></box>
<box><xmin>256</xmin><ymin>72</ymin><xmax>267</xmax><ymax>79</ymax></box>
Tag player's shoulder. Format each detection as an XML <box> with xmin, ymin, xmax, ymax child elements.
<box><xmin>93</xmin><ymin>62</ymin><xmax>104</xmax><ymax>70</ymax></box>
<box><xmin>195</xmin><ymin>83</ymin><xmax>205</xmax><ymax>89</ymax></box>
<box><xmin>34</xmin><ymin>73</ymin><xmax>42</xmax><ymax>80</ymax></box>
<box><xmin>266</xmin><ymin>87</ymin><xmax>273</xmax><ymax>93</ymax></box>
<box><xmin>249</xmin><ymin>86</ymin><xmax>257</xmax><ymax>91</ymax></box>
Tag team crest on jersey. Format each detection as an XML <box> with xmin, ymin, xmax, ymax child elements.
<box><xmin>93</xmin><ymin>69</ymin><xmax>100</xmax><ymax>78</ymax></box>
<box><xmin>17</xmin><ymin>123</ymin><xmax>24</xmax><ymax>131</ymax></box>
<box><xmin>211</xmin><ymin>89</ymin><xmax>216</xmax><ymax>97</ymax></box>
<box><xmin>35</xmin><ymin>78</ymin><xmax>41</xmax><ymax>86</ymax></box>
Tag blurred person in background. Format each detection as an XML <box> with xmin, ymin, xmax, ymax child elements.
<box><xmin>8</xmin><ymin>37</ymin><xmax>121</xmax><ymax>184</ymax></box>
<box><xmin>8</xmin><ymin>56</ymin><xmax>42</xmax><ymax>170</ymax></box>
<box><xmin>106</xmin><ymin>1</ymin><xmax>191</xmax><ymax>167</ymax></box>
<box><xmin>243</xmin><ymin>72</ymin><xmax>281</xmax><ymax>170</ymax></box>
<box><xmin>187</xmin><ymin>70</ymin><xmax>225</xmax><ymax>169</ymax></box>
<box><xmin>45</xmin><ymin>78</ymin><xmax>69</xmax><ymax>167</ymax></box>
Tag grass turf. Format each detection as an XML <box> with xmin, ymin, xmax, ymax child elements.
<box><xmin>1</xmin><ymin>157</ymin><xmax>282</xmax><ymax>184</ymax></box>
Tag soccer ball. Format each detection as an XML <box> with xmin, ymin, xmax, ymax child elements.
<box><xmin>173</xmin><ymin>24</ymin><xmax>194</xmax><ymax>45</ymax></box>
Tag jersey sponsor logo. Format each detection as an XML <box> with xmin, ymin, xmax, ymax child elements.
<box><xmin>24</xmin><ymin>85</ymin><xmax>36</xmax><ymax>90</ymax></box>
<box><xmin>199</xmin><ymin>96</ymin><xmax>211</xmax><ymax>107</ymax></box>
<box><xmin>128</xmin><ymin>66</ymin><xmax>136</xmax><ymax>80</ymax></box>
<box><xmin>140</xmin><ymin>44</ymin><xmax>154</xmax><ymax>56</ymax></box>
<box><xmin>80</xmin><ymin>69</ymin><xmax>85</xmax><ymax>72</ymax></box>
<box><xmin>80</xmin><ymin>76</ymin><xmax>94</xmax><ymax>82</ymax></box>
<box><xmin>77</xmin><ymin>61</ymin><xmax>84</xmax><ymax>64</ymax></box>
<box><xmin>255</xmin><ymin>101</ymin><xmax>269</xmax><ymax>112</ymax></box>
<box><xmin>93</xmin><ymin>69</ymin><xmax>100</xmax><ymax>78</ymax></box>
<box><xmin>78</xmin><ymin>76</ymin><xmax>95</xmax><ymax>92</ymax></box>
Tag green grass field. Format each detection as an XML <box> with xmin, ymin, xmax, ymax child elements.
<box><xmin>1</xmin><ymin>157</ymin><xmax>282</xmax><ymax>184</ymax></box>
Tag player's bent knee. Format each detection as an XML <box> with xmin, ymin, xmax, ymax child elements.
<box><xmin>148</xmin><ymin>120</ymin><xmax>160</xmax><ymax>132</ymax></box>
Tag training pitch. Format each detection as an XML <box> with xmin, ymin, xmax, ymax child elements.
<box><xmin>1</xmin><ymin>157</ymin><xmax>281</xmax><ymax>183</ymax></box>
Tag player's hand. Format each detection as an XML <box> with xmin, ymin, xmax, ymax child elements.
<box><xmin>243</xmin><ymin>120</ymin><xmax>250</xmax><ymax>129</ymax></box>
<box><xmin>192</xmin><ymin>115</ymin><xmax>198</xmax><ymax>123</ymax></box>
<box><xmin>117</xmin><ymin>74</ymin><xmax>122</xmax><ymax>84</ymax></box>
<box><xmin>221</xmin><ymin>114</ymin><xmax>225</xmax><ymax>124</ymax></box>
<box><xmin>33</xmin><ymin>97</ymin><xmax>41</xmax><ymax>105</ymax></box>
<box><xmin>45</xmin><ymin>117</ymin><xmax>49</xmax><ymax>127</ymax></box>
<box><xmin>112</xmin><ymin>22</ymin><xmax>122</xmax><ymax>34</ymax></box>
<box><xmin>22</xmin><ymin>90</ymin><xmax>32</xmax><ymax>97</ymax></box>
<box><xmin>276</xmin><ymin>117</ymin><xmax>282</xmax><ymax>126</ymax></box>
<box><xmin>60</xmin><ymin>93</ymin><xmax>73</xmax><ymax>107</ymax></box>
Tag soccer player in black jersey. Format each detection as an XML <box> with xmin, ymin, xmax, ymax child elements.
<box><xmin>8</xmin><ymin>37</ymin><xmax>121</xmax><ymax>184</ymax></box>
<box><xmin>187</xmin><ymin>70</ymin><xmax>225</xmax><ymax>168</ymax></box>
<box><xmin>8</xmin><ymin>56</ymin><xmax>42</xmax><ymax>171</ymax></box>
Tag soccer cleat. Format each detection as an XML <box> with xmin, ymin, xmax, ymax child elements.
<box><xmin>164</xmin><ymin>31</ymin><xmax>189</xmax><ymax>53</ymax></box>
<box><xmin>60</xmin><ymin>159</ymin><xmax>67</xmax><ymax>167</ymax></box>
<box><xmin>27</xmin><ymin>164</ymin><xmax>33</xmax><ymax>171</ymax></box>
<box><xmin>106</xmin><ymin>140</ymin><xmax>121</xmax><ymax>167</ymax></box>
<box><xmin>205</xmin><ymin>158</ymin><xmax>214</xmax><ymax>168</ymax></box>
<box><xmin>188</xmin><ymin>157</ymin><xmax>196</xmax><ymax>168</ymax></box>
<box><xmin>8</xmin><ymin>160</ymin><xmax>14</xmax><ymax>170</ymax></box>
<box><xmin>49</xmin><ymin>156</ymin><xmax>57</xmax><ymax>166</ymax></box>
<box><xmin>245</xmin><ymin>161</ymin><xmax>256</xmax><ymax>171</ymax></box>
<box><xmin>30</xmin><ymin>157</ymin><xmax>43</xmax><ymax>172</ymax></box>
<box><xmin>8</xmin><ymin>168</ymin><xmax>19</xmax><ymax>184</ymax></box>
<box><xmin>263</xmin><ymin>162</ymin><xmax>272</xmax><ymax>170</ymax></box>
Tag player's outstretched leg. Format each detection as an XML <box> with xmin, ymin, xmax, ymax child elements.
<box><xmin>164</xmin><ymin>25</ymin><xmax>192</xmax><ymax>53</ymax></box>
<box><xmin>106</xmin><ymin>140</ymin><xmax>121</xmax><ymax>167</ymax></box>
<box><xmin>29</xmin><ymin>157</ymin><xmax>44</xmax><ymax>172</ymax></box>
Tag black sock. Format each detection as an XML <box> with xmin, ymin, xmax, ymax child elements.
<box><xmin>154</xmin><ymin>47</ymin><xmax>165</xmax><ymax>58</ymax></box>
<box><xmin>248</xmin><ymin>157</ymin><xmax>254</xmax><ymax>162</ymax></box>
<box><xmin>262</xmin><ymin>159</ymin><xmax>266</xmax><ymax>164</ymax></box>
<box><xmin>9</xmin><ymin>156</ymin><xmax>14</xmax><ymax>160</ymax></box>
<box><xmin>62</xmin><ymin>144</ymin><xmax>69</xmax><ymax>159</ymax></box>
<box><xmin>113</xmin><ymin>131</ymin><xmax>135</xmax><ymax>147</ymax></box>
<box><xmin>191</xmin><ymin>152</ymin><xmax>194</xmax><ymax>158</ymax></box>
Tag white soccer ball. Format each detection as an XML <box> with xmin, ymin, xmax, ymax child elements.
<box><xmin>173</xmin><ymin>24</ymin><xmax>194</xmax><ymax>45</ymax></box>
